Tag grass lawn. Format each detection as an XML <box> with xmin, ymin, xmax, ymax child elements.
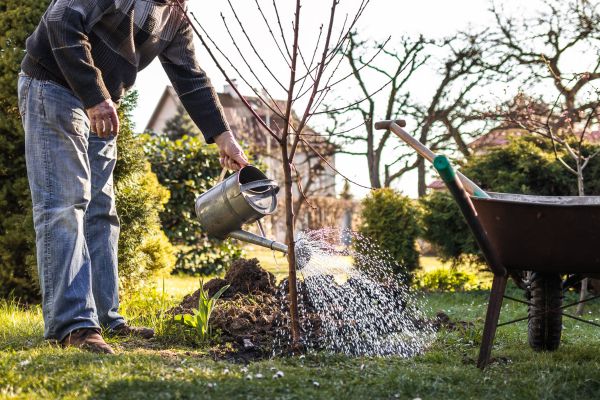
<box><xmin>3</xmin><ymin>260</ymin><xmax>600</xmax><ymax>399</ymax></box>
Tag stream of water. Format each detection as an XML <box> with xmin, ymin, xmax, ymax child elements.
<box><xmin>278</xmin><ymin>228</ymin><xmax>434</xmax><ymax>357</ymax></box>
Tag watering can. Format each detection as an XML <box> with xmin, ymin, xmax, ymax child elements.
<box><xmin>195</xmin><ymin>165</ymin><xmax>288</xmax><ymax>254</ymax></box>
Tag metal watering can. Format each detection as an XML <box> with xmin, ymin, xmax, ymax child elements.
<box><xmin>195</xmin><ymin>165</ymin><xmax>288</xmax><ymax>254</ymax></box>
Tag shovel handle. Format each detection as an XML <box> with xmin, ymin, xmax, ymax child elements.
<box><xmin>375</xmin><ymin>119</ymin><xmax>489</xmax><ymax>198</ymax></box>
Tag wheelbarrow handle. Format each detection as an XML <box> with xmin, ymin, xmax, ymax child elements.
<box><xmin>375</xmin><ymin>119</ymin><xmax>489</xmax><ymax>198</ymax></box>
<box><xmin>434</xmin><ymin>155</ymin><xmax>506</xmax><ymax>277</ymax></box>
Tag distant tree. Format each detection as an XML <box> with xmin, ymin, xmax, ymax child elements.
<box><xmin>326</xmin><ymin>32</ymin><xmax>428</xmax><ymax>189</ymax></box>
<box><xmin>163</xmin><ymin>105</ymin><xmax>202</xmax><ymax>140</ymax></box>
<box><xmin>328</xmin><ymin>30</ymin><xmax>505</xmax><ymax>195</ymax></box>
<box><xmin>491</xmin><ymin>0</ymin><xmax>600</xmax><ymax>197</ymax></box>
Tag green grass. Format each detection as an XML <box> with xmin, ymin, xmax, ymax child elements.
<box><xmin>3</xmin><ymin>281</ymin><xmax>600</xmax><ymax>399</ymax></box>
<box><xmin>3</xmin><ymin>256</ymin><xmax>600</xmax><ymax>399</ymax></box>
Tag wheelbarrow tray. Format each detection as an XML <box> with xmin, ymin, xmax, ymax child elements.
<box><xmin>472</xmin><ymin>192</ymin><xmax>600</xmax><ymax>274</ymax></box>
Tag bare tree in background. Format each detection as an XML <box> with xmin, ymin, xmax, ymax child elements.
<box><xmin>411</xmin><ymin>32</ymin><xmax>508</xmax><ymax>196</ymax></box>
<box><xmin>491</xmin><ymin>0</ymin><xmax>600</xmax><ymax>315</ymax></box>
<box><xmin>326</xmin><ymin>33</ymin><xmax>428</xmax><ymax>188</ymax></box>
<box><xmin>327</xmin><ymin>31</ymin><xmax>505</xmax><ymax>195</ymax></box>
<box><xmin>175</xmin><ymin>0</ymin><xmax>374</xmax><ymax>346</ymax></box>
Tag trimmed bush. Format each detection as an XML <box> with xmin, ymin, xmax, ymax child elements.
<box><xmin>112</xmin><ymin>92</ymin><xmax>177</xmax><ymax>290</ymax></box>
<box><xmin>142</xmin><ymin>134</ymin><xmax>242</xmax><ymax>275</ymax></box>
<box><xmin>358</xmin><ymin>188</ymin><xmax>421</xmax><ymax>277</ymax></box>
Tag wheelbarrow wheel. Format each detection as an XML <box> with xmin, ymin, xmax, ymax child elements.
<box><xmin>528</xmin><ymin>272</ymin><xmax>563</xmax><ymax>351</ymax></box>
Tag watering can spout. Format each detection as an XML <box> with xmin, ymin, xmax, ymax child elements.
<box><xmin>228</xmin><ymin>230</ymin><xmax>288</xmax><ymax>254</ymax></box>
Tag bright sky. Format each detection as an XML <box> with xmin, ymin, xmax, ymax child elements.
<box><xmin>132</xmin><ymin>0</ymin><xmax>537</xmax><ymax>198</ymax></box>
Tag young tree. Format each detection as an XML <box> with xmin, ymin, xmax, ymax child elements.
<box><xmin>175</xmin><ymin>0</ymin><xmax>374</xmax><ymax>346</ymax></box>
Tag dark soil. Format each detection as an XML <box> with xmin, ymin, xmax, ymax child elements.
<box><xmin>433</xmin><ymin>312</ymin><xmax>474</xmax><ymax>331</ymax></box>
<box><xmin>169</xmin><ymin>258</ymin><xmax>290</xmax><ymax>361</ymax></box>
<box><xmin>169</xmin><ymin>258</ymin><xmax>463</xmax><ymax>361</ymax></box>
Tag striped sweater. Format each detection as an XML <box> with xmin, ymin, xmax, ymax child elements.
<box><xmin>21</xmin><ymin>0</ymin><xmax>229</xmax><ymax>142</ymax></box>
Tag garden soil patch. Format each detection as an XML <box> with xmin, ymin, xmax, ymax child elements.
<box><xmin>169</xmin><ymin>259</ymin><xmax>289</xmax><ymax>361</ymax></box>
<box><xmin>170</xmin><ymin>258</ymin><xmax>464</xmax><ymax>361</ymax></box>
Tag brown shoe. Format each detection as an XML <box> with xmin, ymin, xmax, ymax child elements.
<box><xmin>61</xmin><ymin>328</ymin><xmax>115</xmax><ymax>354</ymax></box>
<box><xmin>110</xmin><ymin>323</ymin><xmax>155</xmax><ymax>339</ymax></box>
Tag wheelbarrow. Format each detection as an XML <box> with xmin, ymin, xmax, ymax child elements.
<box><xmin>376</xmin><ymin>120</ymin><xmax>600</xmax><ymax>369</ymax></box>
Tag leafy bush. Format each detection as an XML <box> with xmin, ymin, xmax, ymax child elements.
<box><xmin>462</xmin><ymin>137</ymin><xmax>575</xmax><ymax>195</ymax></box>
<box><xmin>358</xmin><ymin>188</ymin><xmax>421</xmax><ymax>277</ymax></box>
<box><xmin>113</xmin><ymin>93</ymin><xmax>176</xmax><ymax>291</ymax></box>
<box><xmin>0</xmin><ymin>0</ymin><xmax>60</xmax><ymax>301</ymax></box>
<box><xmin>420</xmin><ymin>191</ymin><xmax>480</xmax><ymax>262</ymax></box>
<box><xmin>143</xmin><ymin>134</ymin><xmax>242</xmax><ymax>275</ymax></box>
<box><xmin>416</xmin><ymin>268</ymin><xmax>479</xmax><ymax>292</ymax></box>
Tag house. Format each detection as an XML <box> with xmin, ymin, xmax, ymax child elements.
<box><xmin>146</xmin><ymin>85</ymin><xmax>349</xmax><ymax>241</ymax></box>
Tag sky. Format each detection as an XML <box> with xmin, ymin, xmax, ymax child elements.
<box><xmin>132</xmin><ymin>0</ymin><xmax>536</xmax><ymax>198</ymax></box>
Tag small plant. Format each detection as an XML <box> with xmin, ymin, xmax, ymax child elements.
<box><xmin>173</xmin><ymin>280</ymin><xmax>229</xmax><ymax>343</ymax></box>
<box><xmin>417</xmin><ymin>268</ymin><xmax>479</xmax><ymax>292</ymax></box>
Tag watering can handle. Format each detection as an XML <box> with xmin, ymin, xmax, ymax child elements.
<box><xmin>218</xmin><ymin>168</ymin><xmax>227</xmax><ymax>183</ymax></box>
<box><xmin>240</xmin><ymin>179</ymin><xmax>279</xmax><ymax>194</ymax></box>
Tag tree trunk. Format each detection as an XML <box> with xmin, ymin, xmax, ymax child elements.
<box><xmin>576</xmin><ymin>167</ymin><xmax>588</xmax><ymax>316</ymax></box>
<box><xmin>368</xmin><ymin>155</ymin><xmax>382</xmax><ymax>189</ymax></box>
<box><xmin>366</xmin><ymin>123</ymin><xmax>381</xmax><ymax>189</ymax></box>
<box><xmin>281</xmin><ymin>143</ymin><xmax>301</xmax><ymax>348</ymax></box>
<box><xmin>417</xmin><ymin>155</ymin><xmax>427</xmax><ymax>197</ymax></box>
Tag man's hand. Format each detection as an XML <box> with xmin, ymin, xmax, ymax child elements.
<box><xmin>214</xmin><ymin>131</ymin><xmax>249</xmax><ymax>171</ymax></box>
<box><xmin>86</xmin><ymin>99</ymin><xmax>120</xmax><ymax>138</ymax></box>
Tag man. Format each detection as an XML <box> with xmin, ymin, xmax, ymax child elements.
<box><xmin>18</xmin><ymin>0</ymin><xmax>248</xmax><ymax>354</ymax></box>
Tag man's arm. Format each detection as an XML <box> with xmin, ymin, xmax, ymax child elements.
<box><xmin>160</xmin><ymin>20</ymin><xmax>248</xmax><ymax>169</ymax></box>
<box><xmin>159</xmin><ymin>21</ymin><xmax>230</xmax><ymax>144</ymax></box>
<box><xmin>45</xmin><ymin>0</ymin><xmax>113</xmax><ymax>109</ymax></box>
<box><xmin>45</xmin><ymin>0</ymin><xmax>118</xmax><ymax>137</ymax></box>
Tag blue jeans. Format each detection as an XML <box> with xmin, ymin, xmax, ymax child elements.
<box><xmin>18</xmin><ymin>74</ymin><xmax>125</xmax><ymax>340</ymax></box>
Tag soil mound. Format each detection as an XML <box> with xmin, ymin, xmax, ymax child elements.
<box><xmin>170</xmin><ymin>258</ymin><xmax>431</xmax><ymax>360</ymax></box>
<box><xmin>223</xmin><ymin>258</ymin><xmax>276</xmax><ymax>296</ymax></box>
<box><xmin>169</xmin><ymin>258</ymin><xmax>285</xmax><ymax>360</ymax></box>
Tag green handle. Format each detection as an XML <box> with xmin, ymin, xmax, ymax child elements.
<box><xmin>433</xmin><ymin>155</ymin><xmax>488</xmax><ymax>198</ymax></box>
<box><xmin>433</xmin><ymin>155</ymin><xmax>456</xmax><ymax>183</ymax></box>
